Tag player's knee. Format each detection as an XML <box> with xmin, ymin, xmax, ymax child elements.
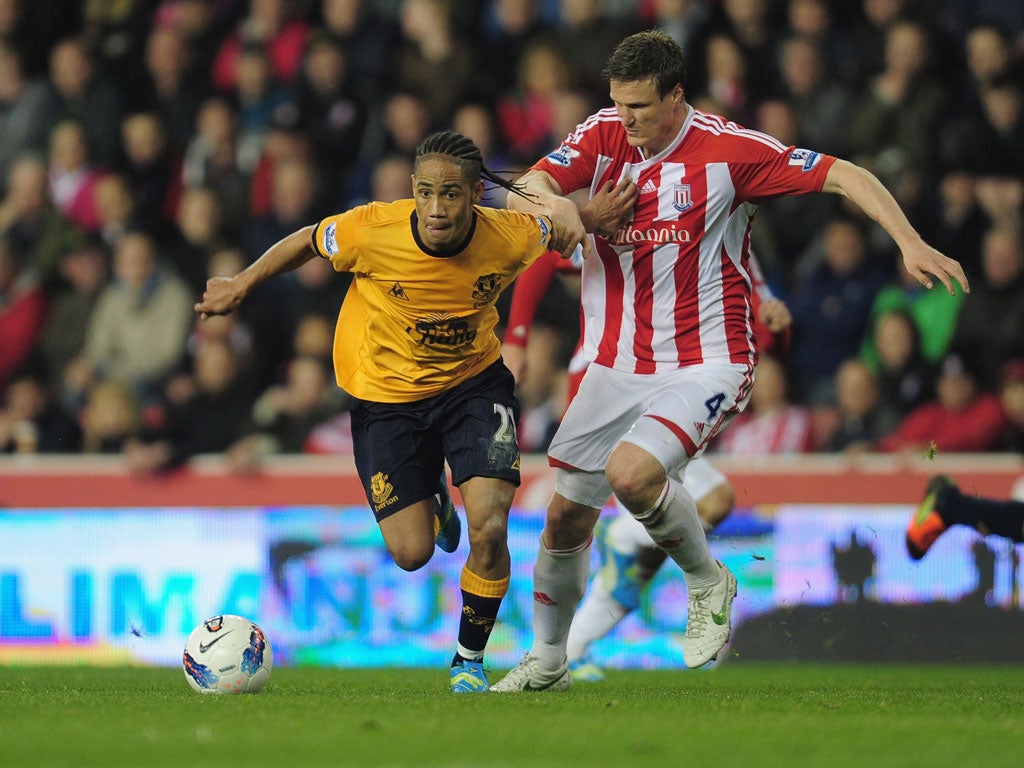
<box><xmin>466</xmin><ymin>515</ymin><xmax>508</xmax><ymax>568</ymax></box>
<box><xmin>389</xmin><ymin>544</ymin><xmax>433</xmax><ymax>572</ymax></box>
<box><xmin>606</xmin><ymin>447</ymin><xmax>665</xmax><ymax>511</ymax></box>
<box><xmin>544</xmin><ymin>493</ymin><xmax>601</xmax><ymax>549</ymax></box>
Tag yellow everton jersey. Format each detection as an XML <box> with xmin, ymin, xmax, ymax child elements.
<box><xmin>311</xmin><ymin>200</ymin><xmax>553</xmax><ymax>402</ymax></box>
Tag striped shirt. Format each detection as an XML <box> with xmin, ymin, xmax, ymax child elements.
<box><xmin>533</xmin><ymin>106</ymin><xmax>835</xmax><ymax>373</ymax></box>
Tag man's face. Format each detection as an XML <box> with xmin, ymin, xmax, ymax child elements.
<box><xmin>412</xmin><ymin>156</ymin><xmax>482</xmax><ymax>251</ymax></box>
<box><xmin>609</xmin><ymin>77</ymin><xmax>684</xmax><ymax>156</ymax></box>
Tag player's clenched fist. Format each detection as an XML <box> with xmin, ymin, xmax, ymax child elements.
<box><xmin>194</xmin><ymin>276</ymin><xmax>245</xmax><ymax>320</ymax></box>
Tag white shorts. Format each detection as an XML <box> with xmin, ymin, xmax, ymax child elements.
<box><xmin>549</xmin><ymin>361</ymin><xmax>754</xmax><ymax>477</ymax></box>
<box><xmin>676</xmin><ymin>455</ymin><xmax>727</xmax><ymax>501</ymax></box>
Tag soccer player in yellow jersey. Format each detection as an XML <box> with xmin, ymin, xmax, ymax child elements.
<box><xmin>195</xmin><ymin>131</ymin><xmax>555</xmax><ymax>693</ymax></box>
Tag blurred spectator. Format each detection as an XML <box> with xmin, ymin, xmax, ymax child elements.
<box><xmin>225</xmin><ymin>354</ymin><xmax>348</xmax><ymax>472</ymax></box>
<box><xmin>819</xmin><ymin>357</ymin><xmax>887</xmax><ymax>453</ymax></box>
<box><xmin>917</xmin><ymin>166</ymin><xmax>989</xmax><ymax>281</ymax></box>
<box><xmin>495</xmin><ymin>36</ymin><xmax>577</xmax><ymax>165</ymax></box>
<box><xmin>0</xmin><ymin>0</ymin><xmax>82</xmax><ymax>78</ymax></box>
<box><xmin>392</xmin><ymin>0</ymin><xmax>478</xmax><ymax>125</ymax></box>
<box><xmin>203</xmin><ymin>245</ymin><xmax>294</xmax><ymax>392</ymax></box>
<box><xmin>117</xmin><ymin>111</ymin><xmax>182</xmax><ymax>238</ymax></box>
<box><xmin>949</xmin><ymin>223</ymin><xmax>1024</xmax><ymax>390</ymax></box>
<box><xmin>878</xmin><ymin>349</ymin><xmax>1006</xmax><ymax>454</ymax></box>
<box><xmin>647</xmin><ymin>0</ymin><xmax>712</xmax><ymax>54</ymax></box>
<box><xmin>452</xmin><ymin>101</ymin><xmax>511</xmax><ymax>208</ymax></box>
<box><xmin>782</xmin><ymin>0</ymin><xmax>859</xmax><ymax>87</ymax></box>
<box><xmin>0</xmin><ymin>153</ymin><xmax>84</xmax><ymax>286</ymax></box>
<box><xmin>36</xmin><ymin>238</ymin><xmax>109</xmax><ymax>395</ymax></box>
<box><xmin>785</xmin><ymin>215</ymin><xmax>890</xmax><ymax>404</ymax></box>
<box><xmin>376</xmin><ymin>90</ymin><xmax>433</xmax><ymax>161</ymax></box>
<box><xmin>963</xmin><ymin>20</ymin><xmax>1023</xmax><ymax>93</ymax></box>
<box><xmin>0</xmin><ymin>238</ymin><xmax>47</xmax><ymax>393</ymax></box>
<box><xmin>553</xmin><ymin>0</ymin><xmax>636</xmax><ymax>99</ymax></box>
<box><xmin>80</xmin><ymin>0</ymin><xmax>153</xmax><ymax>95</ymax></box>
<box><xmin>137</xmin><ymin>23</ymin><xmax>207</xmax><ymax>155</ymax></box>
<box><xmin>154</xmin><ymin>0</ymin><xmax>226</xmax><ymax>83</ymax></box>
<box><xmin>845</xmin><ymin>0</ymin><xmax>913</xmax><ymax>84</ymax></box>
<box><xmin>68</xmin><ymin>229</ymin><xmax>193</xmax><ymax>407</ymax></box>
<box><xmin>249</xmin><ymin>102</ymin><xmax>312</xmax><ymax>218</ymax></box>
<box><xmin>477</xmin><ymin>0</ymin><xmax>553</xmax><ymax>104</ymax></box>
<box><xmin>696</xmin><ymin>32</ymin><xmax>752</xmax><ymax>122</ymax></box>
<box><xmin>284</xmin><ymin>250</ymin><xmax>350</xmax><ymax>324</ymax></box>
<box><xmin>0</xmin><ymin>362</ymin><xmax>81</xmax><ymax>453</ymax></box>
<box><xmin>46</xmin><ymin>119</ymin><xmax>108</xmax><ymax>233</ymax></box>
<box><xmin>211</xmin><ymin>0</ymin><xmax>309</xmax><ymax>94</ymax></box>
<box><xmin>124</xmin><ymin>335</ymin><xmax>254</xmax><ymax>474</ymax></box>
<box><xmin>973</xmin><ymin>174</ymin><xmax>1023</xmax><ymax>229</ymax></box>
<box><xmin>748</xmin><ymin>98</ymin><xmax>838</xmax><ymax>281</ymax></box>
<box><xmin>290</xmin><ymin>312</ymin><xmax>335</xmax><ymax>363</ymax></box>
<box><xmin>860</xmin><ymin>250</ymin><xmax>964</xmax><ymax>369</ymax></box>
<box><xmin>974</xmin><ymin>76</ymin><xmax>1024</xmax><ymax>178</ymax></box>
<box><xmin>181</xmin><ymin>95</ymin><xmax>250</xmax><ymax>231</ymax></box>
<box><xmin>360</xmin><ymin>153</ymin><xmax>414</xmax><ymax>206</ymax></box>
<box><xmin>78</xmin><ymin>378</ymin><xmax>141</xmax><ymax>453</ymax></box>
<box><xmin>39</xmin><ymin>36</ymin><xmax>124</xmax><ymax>164</ymax></box>
<box><xmin>248</xmin><ymin>154</ymin><xmax>321</xmax><ymax>261</ymax></box>
<box><xmin>713</xmin><ymin>353</ymin><xmax>815</xmax><ymax>455</ymax></box>
<box><xmin>863</xmin><ymin>307</ymin><xmax>935</xmax><ymax>430</ymax></box>
<box><xmin>232</xmin><ymin>40</ymin><xmax>296</xmax><ymax>174</ymax></box>
<box><xmin>998</xmin><ymin>359</ymin><xmax>1024</xmax><ymax>452</ymax></box>
<box><xmin>691</xmin><ymin>0</ymin><xmax>778</xmax><ymax>103</ymax></box>
<box><xmin>844</xmin><ymin>19</ymin><xmax>946</xmax><ymax>207</ymax></box>
<box><xmin>164</xmin><ymin>185</ymin><xmax>226</xmax><ymax>294</ymax></box>
<box><xmin>315</xmin><ymin>0</ymin><xmax>397</xmax><ymax>103</ymax></box>
<box><xmin>775</xmin><ymin>34</ymin><xmax>851</xmax><ymax>156</ymax></box>
<box><xmin>294</xmin><ymin>35</ymin><xmax>368</xmax><ymax>197</ymax></box>
<box><xmin>92</xmin><ymin>173</ymin><xmax>138</xmax><ymax>249</ymax></box>
<box><xmin>0</xmin><ymin>41</ymin><xmax>51</xmax><ymax>185</ymax></box>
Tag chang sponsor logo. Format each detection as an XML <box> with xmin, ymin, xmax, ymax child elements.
<box><xmin>412</xmin><ymin>314</ymin><xmax>477</xmax><ymax>346</ymax></box>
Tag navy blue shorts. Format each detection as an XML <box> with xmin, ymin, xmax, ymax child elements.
<box><xmin>350</xmin><ymin>360</ymin><xmax>522</xmax><ymax>521</ymax></box>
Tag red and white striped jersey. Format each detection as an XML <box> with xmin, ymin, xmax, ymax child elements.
<box><xmin>532</xmin><ymin>106</ymin><xmax>836</xmax><ymax>373</ymax></box>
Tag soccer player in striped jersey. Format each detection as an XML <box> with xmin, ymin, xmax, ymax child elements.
<box><xmin>503</xmin><ymin>242</ymin><xmax>791</xmax><ymax>682</ymax></box>
<box><xmin>492</xmin><ymin>29</ymin><xmax>970</xmax><ymax>691</ymax></box>
<box><xmin>195</xmin><ymin>130</ymin><xmax>555</xmax><ymax>693</ymax></box>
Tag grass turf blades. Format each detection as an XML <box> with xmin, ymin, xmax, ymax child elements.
<box><xmin>2</xmin><ymin>664</ymin><xmax>1023</xmax><ymax>768</ymax></box>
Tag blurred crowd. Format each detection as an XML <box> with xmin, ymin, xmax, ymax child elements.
<box><xmin>1</xmin><ymin>0</ymin><xmax>1023</xmax><ymax>470</ymax></box>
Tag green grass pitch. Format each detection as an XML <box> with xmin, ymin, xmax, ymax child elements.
<box><xmin>2</xmin><ymin>664</ymin><xmax>1022</xmax><ymax>767</ymax></box>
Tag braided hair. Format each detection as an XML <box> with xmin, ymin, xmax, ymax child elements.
<box><xmin>414</xmin><ymin>130</ymin><xmax>533</xmax><ymax>201</ymax></box>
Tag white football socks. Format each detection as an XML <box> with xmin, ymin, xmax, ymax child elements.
<box><xmin>631</xmin><ymin>478</ymin><xmax>719</xmax><ymax>590</ymax></box>
<box><xmin>529</xmin><ymin>537</ymin><xmax>591</xmax><ymax>669</ymax></box>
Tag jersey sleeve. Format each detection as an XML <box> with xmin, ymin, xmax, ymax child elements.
<box><xmin>310</xmin><ymin>207</ymin><xmax>363</xmax><ymax>272</ymax></box>
<box><xmin>529</xmin><ymin>117</ymin><xmax>604</xmax><ymax>195</ymax></box>
<box><xmin>731</xmin><ymin>144</ymin><xmax>837</xmax><ymax>203</ymax></box>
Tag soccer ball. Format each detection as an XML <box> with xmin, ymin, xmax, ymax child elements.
<box><xmin>183</xmin><ymin>614</ymin><xmax>273</xmax><ymax>694</ymax></box>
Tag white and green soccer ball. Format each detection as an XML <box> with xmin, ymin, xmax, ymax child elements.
<box><xmin>183</xmin><ymin>614</ymin><xmax>273</xmax><ymax>694</ymax></box>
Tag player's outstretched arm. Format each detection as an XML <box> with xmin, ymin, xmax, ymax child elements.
<box><xmin>507</xmin><ymin>169</ymin><xmax>588</xmax><ymax>259</ymax></box>
<box><xmin>822</xmin><ymin>160</ymin><xmax>970</xmax><ymax>296</ymax></box>
<box><xmin>194</xmin><ymin>226</ymin><xmax>317</xmax><ymax>319</ymax></box>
